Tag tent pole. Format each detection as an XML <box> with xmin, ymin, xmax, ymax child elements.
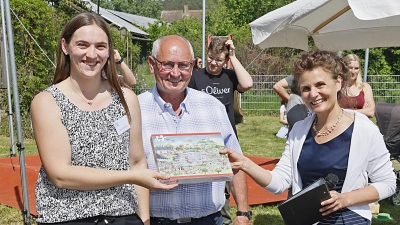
<box><xmin>1</xmin><ymin>0</ymin><xmax>15</xmax><ymax>156</ymax></box>
<box><xmin>363</xmin><ymin>48</ymin><xmax>369</xmax><ymax>82</ymax></box>
<box><xmin>3</xmin><ymin>0</ymin><xmax>31</xmax><ymax>223</ymax></box>
<box><xmin>202</xmin><ymin>0</ymin><xmax>206</xmax><ymax>68</ymax></box>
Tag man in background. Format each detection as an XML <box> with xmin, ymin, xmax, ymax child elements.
<box><xmin>188</xmin><ymin>38</ymin><xmax>253</xmax><ymax>225</ymax></box>
<box><xmin>189</xmin><ymin>38</ymin><xmax>253</xmax><ymax>138</ymax></box>
<box><xmin>273</xmin><ymin>75</ymin><xmax>310</xmax><ymax>133</ymax></box>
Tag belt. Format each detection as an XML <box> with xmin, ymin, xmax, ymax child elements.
<box><xmin>151</xmin><ymin>211</ymin><xmax>220</xmax><ymax>224</ymax></box>
<box><xmin>152</xmin><ymin>217</ymin><xmax>192</xmax><ymax>224</ymax></box>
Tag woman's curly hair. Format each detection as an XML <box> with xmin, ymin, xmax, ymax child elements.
<box><xmin>291</xmin><ymin>50</ymin><xmax>350</xmax><ymax>100</ymax></box>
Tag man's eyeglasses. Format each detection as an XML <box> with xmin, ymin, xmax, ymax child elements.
<box><xmin>207</xmin><ymin>56</ymin><xmax>225</xmax><ymax>64</ymax></box>
<box><xmin>153</xmin><ymin>57</ymin><xmax>192</xmax><ymax>72</ymax></box>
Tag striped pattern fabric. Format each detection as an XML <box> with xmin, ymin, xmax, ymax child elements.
<box><xmin>318</xmin><ymin>208</ymin><xmax>370</xmax><ymax>225</ymax></box>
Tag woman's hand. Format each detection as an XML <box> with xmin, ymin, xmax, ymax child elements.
<box><xmin>134</xmin><ymin>169</ymin><xmax>178</xmax><ymax>190</ymax></box>
<box><xmin>220</xmin><ymin>148</ymin><xmax>249</xmax><ymax>171</ymax></box>
<box><xmin>114</xmin><ymin>49</ymin><xmax>122</xmax><ymax>63</ymax></box>
<box><xmin>320</xmin><ymin>191</ymin><xmax>348</xmax><ymax>216</ymax></box>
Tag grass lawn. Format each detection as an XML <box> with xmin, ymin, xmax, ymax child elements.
<box><xmin>0</xmin><ymin>116</ymin><xmax>399</xmax><ymax>224</ymax></box>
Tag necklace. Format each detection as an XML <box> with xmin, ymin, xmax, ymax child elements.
<box><xmin>312</xmin><ymin>109</ymin><xmax>344</xmax><ymax>137</ymax></box>
<box><xmin>69</xmin><ymin>77</ymin><xmax>100</xmax><ymax>106</ymax></box>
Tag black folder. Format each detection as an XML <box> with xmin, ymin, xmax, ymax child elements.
<box><xmin>278</xmin><ymin>177</ymin><xmax>331</xmax><ymax>225</ymax></box>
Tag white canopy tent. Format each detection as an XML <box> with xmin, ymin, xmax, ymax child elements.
<box><xmin>249</xmin><ymin>0</ymin><xmax>400</xmax><ymax>82</ymax></box>
<box><xmin>250</xmin><ymin>0</ymin><xmax>400</xmax><ymax>51</ymax></box>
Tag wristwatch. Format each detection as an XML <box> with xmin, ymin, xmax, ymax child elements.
<box><xmin>236</xmin><ymin>210</ymin><xmax>252</xmax><ymax>220</ymax></box>
<box><xmin>116</xmin><ymin>57</ymin><xmax>124</xmax><ymax>64</ymax></box>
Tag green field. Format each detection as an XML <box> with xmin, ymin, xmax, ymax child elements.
<box><xmin>0</xmin><ymin>116</ymin><xmax>399</xmax><ymax>224</ymax></box>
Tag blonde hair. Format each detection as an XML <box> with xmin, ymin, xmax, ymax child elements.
<box><xmin>343</xmin><ymin>54</ymin><xmax>364</xmax><ymax>90</ymax></box>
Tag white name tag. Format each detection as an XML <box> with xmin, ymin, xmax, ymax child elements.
<box><xmin>113</xmin><ymin>115</ymin><xmax>130</xmax><ymax>135</ymax></box>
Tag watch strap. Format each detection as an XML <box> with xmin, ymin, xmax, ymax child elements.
<box><xmin>116</xmin><ymin>57</ymin><xmax>124</xmax><ymax>64</ymax></box>
<box><xmin>236</xmin><ymin>210</ymin><xmax>252</xmax><ymax>220</ymax></box>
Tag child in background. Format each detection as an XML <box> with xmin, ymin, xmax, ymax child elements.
<box><xmin>276</xmin><ymin>99</ymin><xmax>288</xmax><ymax>138</ymax></box>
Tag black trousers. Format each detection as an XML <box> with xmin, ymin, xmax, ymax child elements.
<box><xmin>37</xmin><ymin>214</ymin><xmax>143</xmax><ymax>225</ymax></box>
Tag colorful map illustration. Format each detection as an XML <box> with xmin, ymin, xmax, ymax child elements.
<box><xmin>151</xmin><ymin>133</ymin><xmax>233</xmax><ymax>183</ymax></box>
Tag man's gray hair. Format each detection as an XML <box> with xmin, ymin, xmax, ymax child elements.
<box><xmin>152</xmin><ymin>35</ymin><xmax>194</xmax><ymax>59</ymax></box>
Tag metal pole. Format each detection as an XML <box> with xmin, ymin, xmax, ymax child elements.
<box><xmin>97</xmin><ymin>0</ymin><xmax>100</xmax><ymax>14</ymax></box>
<box><xmin>201</xmin><ymin>0</ymin><xmax>206</xmax><ymax>68</ymax></box>
<box><xmin>3</xmin><ymin>0</ymin><xmax>31</xmax><ymax>223</ymax></box>
<box><xmin>1</xmin><ymin>0</ymin><xmax>15</xmax><ymax>156</ymax></box>
<box><xmin>363</xmin><ymin>48</ymin><xmax>369</xmax><ymax>82</ymax></box>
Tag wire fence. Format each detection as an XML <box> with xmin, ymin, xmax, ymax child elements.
<box><xmin>131</xmin><ymin>74</ymin><xmax>400</xmax><ymax>117</ymax></box>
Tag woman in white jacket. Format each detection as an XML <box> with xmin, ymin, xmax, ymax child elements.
<box><xmin>222</xmin><ymin>50</ymin><xmax>396</xmax><ymax>224</ymax></box>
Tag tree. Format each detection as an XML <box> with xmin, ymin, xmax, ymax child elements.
<box><xmin>162</xmin><ymin>0</ymin><xmax>201</xmax><ymax>10</ymax></box>
<box><xmin>222</xmin><ymin>0</ymin><xmax>294</xmax><ymax>26</ymax></box>
<box><xmin>99</xmin><ymin>0</ymin><xmax>162</xmax><ymax>18</ymax></box>
<box><xmin>8</xmin><ymin>0</ymin><xmax>65</xmax><ymax>113</ymax></box>
<box><xmin>146</xmin><ymin>17</ymin><xmax>203</xmax><ymax>56</ymax></box>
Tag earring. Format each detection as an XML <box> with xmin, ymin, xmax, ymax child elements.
<box><xmin>63</xmin><ymin>52</ymin><xmax>68</xmax><ymax>56</ymax></box>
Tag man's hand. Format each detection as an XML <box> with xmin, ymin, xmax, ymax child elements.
<box><xmin>234</xmin><ymin>215</ymin><xmax>251</xmax><ymax>225</ymax></box>
<box><xmin>225</xmin><ymin>40</ymin><xmax>235</xmax><ymax>57</ymax></box>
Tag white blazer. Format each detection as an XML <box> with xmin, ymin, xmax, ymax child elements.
<box><xmin>266</xmin><ymin>109</ymin><xmax>396</xmax><ymax>221</ymax></box>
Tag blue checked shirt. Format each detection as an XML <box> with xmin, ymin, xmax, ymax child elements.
<box><xmin>138</xmin><ymin>86</ymin><xmax>242</xmax><ymax>220</ymax></box>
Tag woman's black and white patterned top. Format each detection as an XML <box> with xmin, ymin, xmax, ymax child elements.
<box><xmin>35</xmin><ymin>85</ymin><xmax>138</xmax><ymax>223</ymax></box>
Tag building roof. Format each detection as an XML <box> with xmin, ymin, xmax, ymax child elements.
<box><xmin>161</xmin><ymin>10</ymin><xmax>202</xmax><ymax>23</ymax></box>
<box><xmin>83</xmin><ymin>1</ymin><xmax>150</xmax><ymax>38</ymax></box>
<box><xmin>107</xmin><ymin>10</ymin><xmax>157</xmax><ymax>29</ymax></box>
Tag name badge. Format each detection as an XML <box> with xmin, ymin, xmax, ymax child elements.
<box><xmin>113</xmin><ymin>115</ymin><xmax>130</xmax><ymax>135</ymax></box>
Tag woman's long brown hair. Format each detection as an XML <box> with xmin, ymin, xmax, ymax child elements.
<box><xmin>52</xmin><ymin>12</ymin><xmax>131</xmax><ymax>122</ymax></box>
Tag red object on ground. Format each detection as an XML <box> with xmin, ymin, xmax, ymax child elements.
<box><xmin>230</xmin><ymin>155</ymin><xmax>288</xmax><ymax>206</ymax></box>
<box><xmin>0</xmin><ymin>155</ymin><xmax>40</xmax><ymax>216</ymax></box>
<box><xmin>0</xmin><ymin>155</ymin><xmax>287</xmax><ymax>217</ymax></box>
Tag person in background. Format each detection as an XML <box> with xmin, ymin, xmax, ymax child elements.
<box><xmin>114</xmin><ymin>49</ymin><xmax>137</xmax><ymax>87</ymax></box>
<box><xmin>189</xmin><ymin>38</ymin><xmax>253</xmax><ymax>138</ymax></box>
<box><xmin>339</xmin><ymin>53</ymin><xmax>375</xmax><ymax>118</ymax></box>
<box><xmin>194</xmin><ymin>56</ymin><xmax>202</xmax><ymax>70</ymax></box>
<box><xmin>222</xmin><ymin>50</ymin><xmax>396</xmax><ymax>224</ymax></box>
<box><xmin>273</xmin><ymin>75</ymin><xmax>311</xmax><ymax>133</ymax></box>
<box><xmin>138</xmin><ymin>35</ymin><xmax>251</xmax><ymax>225</ymax></box>
<box><xmin>276</xmin><ymin>99</ymin><xmax>288</xmax><ymax>139</ymax></box>
<box><xmin>188</xmin><ymin>37</ymin><xmax>253</xmax><ymax>225</ymax></box>
<box><xmin>30</xmin><ymin>13</ymin><xmax>176</xmax><ymax>225</ymax></box>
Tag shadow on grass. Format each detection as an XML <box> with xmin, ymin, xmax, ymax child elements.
<box><xmin>253</xmin><ymin>214</ymin><xmax>285</xmax><ymax>225</ymax></box>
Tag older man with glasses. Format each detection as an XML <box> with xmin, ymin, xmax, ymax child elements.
<box><xmin>138</xmin><ymin>35</ymin><xmax>251</xmax><ymax>225</ymax></box>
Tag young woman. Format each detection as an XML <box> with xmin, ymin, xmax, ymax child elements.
<box><xmin>339</xmin><ymin>54</ymin><xmax>375</xmax><ymax>118</ymax></box>
<box><xmin>193</xmin><ymin>56</ymin><xmax>202</xmax><ymax>70</ymax></box>
<box><xmin>31</xmin><ymin>13</ymin><xmax>176</xmax><ymax>225</ymax></box>
<box><xmin>222</xmin><ymin>50</ymin><xmax>396</xmax><ymax>224</ymax></box>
